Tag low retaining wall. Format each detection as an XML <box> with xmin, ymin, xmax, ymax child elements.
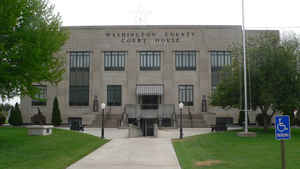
<box><xmin>128</xmin><ymin>124</ymin><xmax>143</xmax><ymax>138</ymax></box>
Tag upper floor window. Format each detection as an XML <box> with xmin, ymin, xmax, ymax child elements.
<box><xmin>175</xmin><ymin>51</ymin><xmax>196</xmax><ymax>70</ymax></box>
<box><xmin>32</xmin><ymin>85</ymin><xmax>47</xmax><ymax>106</ymax></box>
<box><xmin>69</xmin><ymin>51</ymin><xmax>91</xmax><ymax>106</ymax></box>
<box><xmin>178</xmin><ymin>85</ymin><xmax>193</xmax><ymax>106</ymax></box>
<box><xmin>107</xmin><ymin>85</ymin><xmax>122</xmax><ymax>106</ymax></box>
<box><xmin>210</xmin><ymin>51</ymin><xmax>232</xmax><ymax>90</ymax></box>
<box><xmin>210</xmin><ymin>51</ymin><xmax>232</xmax><ymax>70</ymax></box>
<box><xmin>140</xmin><ymin>51</ymin><xmax>161</xmax><ymax>71</ymax></box>
<box><xmin>104</xmin><ymin>51</ymin><xmax>126</xmax><ymax>71</ymax></box>
<box><xmin>70</xmin><ymin>51</ymin><xmax>90</xmax><ymax>69</ymax></box>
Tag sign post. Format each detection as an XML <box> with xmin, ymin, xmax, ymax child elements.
<box><xmin>275</xmin><ymin>115</ymin><xmax>291</xmax><ymax>169</ymax></box>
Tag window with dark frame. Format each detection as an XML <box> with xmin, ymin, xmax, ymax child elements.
<box><xmin>210</xmin><ymin>51</ymin><xmax>232</xmax><ymax>91</ymax></box>
<box><xmin>69</xmin><ymin>51</ymin><xmax>90</xmax><ymax>106</ymax></box>
<box><xmin>178</xmin><ymin>85</ymin><xmax>193</xmax><ymax>106</ymax></box>
<box><xmin>32</xmin><ymin>85</ymin><xmax>47</xmax><ymax>106</ymax></box>
<box><xmin>139</xmin><ymin>51</ymin><xmax>161</xmax><ymax>70</ymax></box>
<box><xmin>104</xmin><ymin>51</ymin><xmax>126</xmax><ymax>71</ymax></box>
<box><xmin>175</xmin><ymin>51</ymin><xmax>196</xmax><ymax>70</ymax></box>
<box><xmin>107</xmin><ymin>85</ymin><xmax>122</xmax><ymax>106</ymax></box>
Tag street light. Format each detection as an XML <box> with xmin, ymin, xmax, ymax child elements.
<box><xmin>294</xmin><ymin>110</ymin><xmax>298</xmax><ymax>128</ymax></box>
<box><xmin>179</xmin><ymin>102</ymin><xmax>184</xmax><ymax>139</ymax></box>
<box><xmin>101</xmin><ymin>103</ymin><xmax>106</xmax><ymax>139</ymax></box>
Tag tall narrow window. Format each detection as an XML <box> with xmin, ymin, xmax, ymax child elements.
<box><xmin>104</xmin><ymin>51</ymin><xmax>126</xmax><ymax>71</ymax></box>
<box><xmin>32</xmin><ymin>85</ymin><xmax>47</xmax><ymax>106</ymax></box>
<box><xmin>107</xmin><ymin>85</ymin><xmax>122</xmax><ymax>106</ymax></box>
<box><xmin>140</xmin><ymin>51</ymin><xmax>161</xmax><ymax>70</ymax></box>
<box><xmin>210</xmin><ymin>51</ymin><xmax>232</xmax><ymax>91</ymax></box>
<box><xmin>69</xmin><ymin>51</ymin><xmax>90</xmax><ymax>106</ymax></box>
<box><xmin>175</xmin><ymin>51</ymin><xmax>196</xmax><ymax>70</ymax></box>
<box><xmin>178</xmin><ymin>85</ymin><xmax>193</xmax><ymax>106</ymax></box>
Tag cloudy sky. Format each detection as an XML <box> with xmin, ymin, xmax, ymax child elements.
<box><xmin>51</xmin><ymin>0</ymin><xmax>300</xmax><ymax>32</ymax></box>
<box><xmin>2</xmin><ymin>0</ymin><xmax>300</xmax><ymax>105</ymax></box>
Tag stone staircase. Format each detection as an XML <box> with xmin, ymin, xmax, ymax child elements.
<box><xmin>90</xmin><ymin>114</ymin><xmax>122</xmax><ymax>128</ymax></box>
<box><xmin>176</xmin><ymin>114</ymin><xmax>208</xmax><ymax>128</ymax></box>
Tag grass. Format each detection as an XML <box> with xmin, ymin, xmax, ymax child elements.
<box><xmin>172</xmin><ymin>128</ymin><xmax>300</xmax><ymax>169</ymax></box>
<box><xmin>0</xmin><ymin>127</ymin><xmax>109</xmax><ymax>169</ymax></box>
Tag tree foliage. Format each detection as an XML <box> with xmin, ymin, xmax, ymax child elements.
<box><xmin>51</xmin><ymin>96</ymin><xmax>62</xmax><ymax>126</ymax></box>
<box><xmin>0</xmin><ymin>0</ymin><xmax>68</xmax><ymax>99</ymax></box>
<box><xmin>8</xmin><ymin>103</ymin><xmax>23</xmax><ymax>126</ymax></box>
<box><xmin>211</xmin><ymin>32</ymin><xmax>300</xmax><ymax>131</ymax></box>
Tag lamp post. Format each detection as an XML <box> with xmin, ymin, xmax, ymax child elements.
<box><xmin>294</xmin><ymin>110</ymin><xmax>298</xmax><ymax>128</ymax></box>
<box><xmin>179</xmin><ymin>102</ymin><xmax>184</xmax><ymax>139</ymax></box>
<box><xmin>101</xmin><ymin>103</ymin><xmax>106</xmax><ymax>139</ymax></box>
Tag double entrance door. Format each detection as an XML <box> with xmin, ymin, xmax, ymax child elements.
<box><xmin>140</xmin><ymin>119</ymin><xmax>156</xmax><ymax>136</ymax></box>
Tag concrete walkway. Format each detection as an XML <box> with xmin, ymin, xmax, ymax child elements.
<box><xmin>65</xmin><ymin>128</ymin><xmax>211</xmax><ymax>169</ymax></box>
<box><xmin>67</xmin><ymin>137</ymin><xmax>181</xmax><ymax>169</ymax></box>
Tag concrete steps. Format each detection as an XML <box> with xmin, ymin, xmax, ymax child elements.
<box><xmin>91</xmin><ymin>114</ymin><xmax>122</xmax><ymax>128</ymax></box>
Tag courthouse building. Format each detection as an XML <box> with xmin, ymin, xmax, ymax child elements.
<box><xmin>20</xmin><ymin>25</ymin><xmax>274</xmax><ymax>134</ymax></box>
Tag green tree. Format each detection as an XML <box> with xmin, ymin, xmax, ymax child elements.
<box><xmin>0</xmin><ymin>0</ymin><xmax>68</xmax><ymax>99</ymax></box>
<box><xmin>51</xmin><ymin>96</ymin><xmax>62</xmax><ymax>126</ymax></box>
<box><xmin>8</xmin><ymin>103</ymin><xmax>23</xmax><ymax>126</ymax></box>
<box><xmin>211</xmin><ymin>32</ymin><xmax>300</xmax><ymax>131</ymax></box>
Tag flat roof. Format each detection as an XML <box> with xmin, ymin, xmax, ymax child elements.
<box><xmin>62</xmin><ymin>25</ymin><xmax>243</xmax><ymax>30</ymax></box>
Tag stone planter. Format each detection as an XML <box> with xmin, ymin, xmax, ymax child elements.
<box><xmin>26</xmin><ymin>125</ymin><xmax>54</xmax><ymax>136</ymax></box>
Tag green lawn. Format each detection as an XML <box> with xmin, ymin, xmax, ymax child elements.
<box><xmin>0</xmin><ymin>127</ymin><xmax>109</xmax><ymax>169</ymax></box>
<box><xmin>173</xmin><ymin>128</ymin><xmax>300</xmax><ymax>169</ymax></box>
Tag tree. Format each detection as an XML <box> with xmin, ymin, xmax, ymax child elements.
<box><xmin>0</xmin><ymin>0</ymin><xmax>68</xmax><ymax>99</ymax></box>
<box><xmin>211</xmin><ymin>32</ymin><xmax>300</xmax><ymax>131</ymax></box>
<box><xmin>8</xmin><ymin>103</ymin><xmax>23</xmax><ymax>126</ymax></box>
<box><xmin>51</xmin><ymin>96</ymin><xmax>62</xmax><ymax>126</ymax></box>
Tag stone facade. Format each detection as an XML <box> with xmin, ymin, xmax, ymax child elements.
<box><xmin>20</xmin><ymin>25</ymin><xmax>276</xmax><ymax>127</ymax></box>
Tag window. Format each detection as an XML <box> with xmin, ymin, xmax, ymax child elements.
<box><xmin>140</xmin><ymin>51</ymin><xmax>160</xmax><ymax>70</ymax></box>
<box><xmin>104</xmin><ymin>51</ymin><xmax>126</xmax><ymax>71</ymax></box>
<box><xmin>69</xmin><ymin>51</ymin><xmax>90</xmax><ymax>106</ymax></box>
<box><xmin>210</xmin><ymin>51</ymin><xmax>232</xmax><ymax>90</ymax></box>
<box><xmin>175</xmin><ymin>51</ymin><xmax>196</xmax><ymax>70</ymax></box>
<box><xmin>178</xmin><ymin>85</ymin><xmax>193</xmax><ymax>106</ymax></box>
<box><xmin>32</xmin><ymin>85</ymin><xmax>47</xmax><ymax>106</ymax></box>
<box><xmin>107</xmin><ymin>85</ymin><xmax>122</xmax><ymax>106</ymax></box>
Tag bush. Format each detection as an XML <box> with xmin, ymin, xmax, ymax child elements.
<box><xmin>0</xmin><ymin>112</ymin><xmax>6</xmax><ymax>125</ymax></box>
<box><xmin>51</xmin><ymin>97</ymin><xmax>62</xmax><ymax>126</ymax></box>
<box><xmin>31</xmin><ymin>107</ymin><xmax>46</xmax><ymax>125</ymax></box>
<box><xmin>296</xmin><ymin>118</ymin><xmax>300</xmax><ymax>126</ymax></box>
<box><xmin>238</xmin><ymin>111</ymin><xmax>250</xmax><ymax>126</ymax></box>
<box><xmin>256</xmin><ymin>113</ymin><xmax>271</xmax><ymax>126</ymax></box>
<box><xmin>8</xmin><ymin>103</ymin><xmax>23</xmax><ymax>126</ymax></box>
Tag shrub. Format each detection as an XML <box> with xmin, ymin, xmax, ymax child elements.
<box><xmin>296</xmin><ymin>118</ymin><xmax>300</xmax><ymax>126</ymax></box>
<box><xmin>238</xmin><ymin>111</ymin><xmax>250</xmax><ymax>126</ymax></box>
<box><xmin>51</xmin><ymin>97</ymin><xmax>62</xmax><ymax>126</ymax></box>
<box><xmin>8</xmin><ymin>103</ymin><xmax>23</xmax><ymax>126</ymax></box>
<box><xmin>256</xmin><ymin>113</ymin><xmax>271</xmax><ymax>126</ymax></box>
<box><xmin>31</xmin><ymin>107</ymin><xmax>46</xmax><ymax>125</ymax></box>
<box><xmin>0</xmin><ymin>112</ymin><xmax>6</xmax><ymax>125</ymax></box>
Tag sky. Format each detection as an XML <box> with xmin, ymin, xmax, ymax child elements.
<box><xmin>51</xmin><ymin>0</ymin><xmax>300</xmax><ymax>33</ymax></box>
<box><xmin>2</xmin><ymin>0</ymin><xmax>300</xmax><ymax>105</ymax></box>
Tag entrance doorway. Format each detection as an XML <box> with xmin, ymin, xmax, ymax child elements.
<box><xmin>139</xmin><ymin>95</ymin><xmax>160</xmax><ymax>109</ymax></box>
<box><xmin>140</xmin><ymin>119</ymin><xmax>156</xmax><ymax>136</ymax></box>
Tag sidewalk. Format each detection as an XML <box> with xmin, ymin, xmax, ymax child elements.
<box><xmin>65</xmin><ymin>128</ymin><xmax>211</xmax><ymax>169</ymax></box>
<box><xmin>67</xmin><ymin>138</ymin><xmax>181</xmax><ymax>169</ymax></box>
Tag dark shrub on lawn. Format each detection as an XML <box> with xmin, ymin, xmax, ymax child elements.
<box><xmin>238</xmin><ymin>111</ymin><xmax>250</xmax><ymax>126</ymax></box>
<box><xmin>31</xmin><ymin>107</ymin><xmax>46</xmax><ymax>125</ymax></box>
<box><xmin>0</xmin><ymin>112</ymin><xmax>6</xmax><ymax>125</ymax></box>
<box><xmin>256</xmin><ymin>113</ymin><xmax>271</xmax><ymax>126</ymax></box>
<box><xmin>51</xmin><ymin>97</ymin><xmax>62</xmax><ymax>126</ymax></box>
<box><xmin>8</xmin><ymin>103</ymin><xmax>23</xmax><ymax>126</ymax></box>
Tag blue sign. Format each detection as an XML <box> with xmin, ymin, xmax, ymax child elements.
<box><xmin>275</xmin><ymin>115</ymin><xmax>291</xmax><ymax>140</ymax></box>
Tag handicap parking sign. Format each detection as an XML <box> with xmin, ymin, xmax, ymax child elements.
<box><xmin>275</xmin><ymin>115</ymin><xmax>291</xmax><ymax>140</ymax></box>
